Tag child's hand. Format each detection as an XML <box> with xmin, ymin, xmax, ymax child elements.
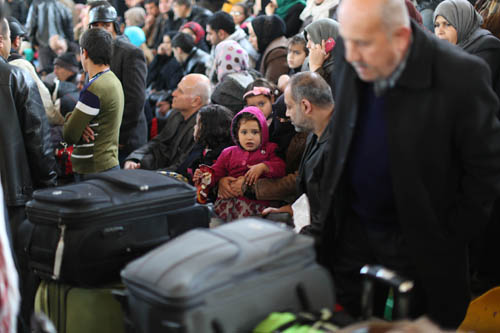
<box><xmin>193</xmin><ymin>168</ymin><xmax>203</xmax><ymax>185</ymax></box>
<box><xmin>245</xmin><ymin>163</ymin><xmax>269</xmax><ymax>186</ymax></box>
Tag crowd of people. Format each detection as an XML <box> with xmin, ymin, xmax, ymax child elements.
<box><xmin>1</xmin><ymin>0</ymin><xmax>500</xmax><ymax>331</ymax></box>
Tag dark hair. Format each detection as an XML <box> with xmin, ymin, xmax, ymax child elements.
<box><xmin>288</xmin><ymin>33</ymin><xmax>308</xmax><ymax>56</ymax></box>
<box><xmin>233</xmin><ymin>112</ymin><xmax>261</xmax><ymax>145</ymax></box>
<box><xmin>174</xmin><ymin>0</ymin><xmax>192</xmax><ymax>8</ymax></box>
<box><xmin>80</xmin><ymin>28</ymin><xmax>113</xmax><ymax>65</ymax></box>
<box><xmin>196</xmin><ymin>104</ymin><xmax>233</xmax><ymax>148</ymax></box>
<box><xmin>244</xmin><ymin>78</ymin><xmax>279</xmax><ymax>101</ymax></box>
<box><xmin>289</xmin><ymin>72</ymin><xmax>334</xmax><ymax>109</ymax></box>
<box><xmin>250</xmin><ymin>15</ymin><xmax>286</xmax><ymax>53</ymax></box>
<box><xmin>144</xmin><ymin>0</ymin><xmax>159</xmax><ymax>6</ymax></box>
<box><xmin>172</xmin><ymin>31</ymin><xmax>195</xmax><ymax>53</ymax></box>
<box><xmin>207</xmin><ymin>11</ymin><xmax>235</xmax><ymax>35</ymax></box>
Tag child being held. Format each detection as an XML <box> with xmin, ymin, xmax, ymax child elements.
<box><xmin>194</xmin><ymin>106</ymin><xmax>286</xmax><ymax>221</ymax></box>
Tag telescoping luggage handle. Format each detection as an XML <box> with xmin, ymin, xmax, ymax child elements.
<box><xmin>360</xmin><ymin>265</ymin><xmax>414</xmax><ymax>320</ymax></box>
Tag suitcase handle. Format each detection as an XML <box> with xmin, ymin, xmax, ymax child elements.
<box><xmin>360</xmin><ymin>265</ymin><xmax>414</xmax><ymax>320</ymax></box>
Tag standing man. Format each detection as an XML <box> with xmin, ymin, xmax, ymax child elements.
<box><xmin>63</xmin><ymin>28</ymin><xmax>124</xmax><ymax>179</ymax></box>
<box><xmin>88</xmin><ymin>4</ymin><xmax>148</xmax><ymax>165</ymax></box>
<box><xmin>0</xmin><ymin>16</ymin><xmax>57</xmax><ymax>332</ymax></box>
<box><xmin>319</xmin><ymin>0</ymin><xmax>500</xmax><ymax>328</ymax></box>
<box><xmin>26</xmin><ymin>0</ymin><xmax>73</xmax><ymax>73</ymax></box>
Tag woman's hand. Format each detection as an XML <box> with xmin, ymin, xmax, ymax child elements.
<box><xmin>245</xmin><ymin>163</ymin><xmax>269</xmax><ymax>186</ymax></box>
<box><xmin>309</xmin><ymin>40</ymin><xmax>330</xmax><ymax>72</ymax></box>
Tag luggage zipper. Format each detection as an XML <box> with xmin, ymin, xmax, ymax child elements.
<box><xmin>52</xmin><ymin>224</ymin><xmax>66</xmax><ymax>280</ymax></box>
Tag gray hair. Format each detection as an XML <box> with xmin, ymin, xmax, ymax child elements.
<box><xmin>289</xmin><ymin>72</ymin><xmax>334</xmax><ymax>109</ymax></box>
<box><xmin>190</xmin><ymin>74</ymin><xmax>211</xmax><ymax>105</ymax></box>
<box><xmin>124</xmin><ymin>7</ymin><xmax>146</xmax><ymax>27</ymax></box>
<box><xmin>380</xmin><ymin>0</ymin><xmax>410</xmax><ymax>34</ymax></box>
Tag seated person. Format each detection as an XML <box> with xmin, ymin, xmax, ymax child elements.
<box><xmin>210</xmin><ymin>40</ymin><xmax>255</xmax><ymax>114</ymax></box>
<box><xmin>278</xmin><ymin>32</ymin><xmax>308</xmax><ymax>90</ymax></box>
<box><xmin>180</xmin><ymin>21</ymin><xmax>210</xmax><ymax>52</ymax></box>
<box><xmin>176</xmin><ymin>104</ymin><xmax>233</xmax><ymax>185</ymax></box>
<box><xmin>220</xmin><ymin>78</ymin><xmax>308</xmax><ymax>203</ymax></box>
<box><xmin>263</xmin><ymin>72</ymin><xmax>334</xmax><ymax>248</ymax></box>
<box><xmin>194</xmin><ymin>106</ymin><xmax>286</xmax><ymax>221</ymax></box>
<box><xmin>124</xmin><ymin>74</ymin><xmax>211</xmax><ymax>171</ymax></box>
<box><xmin>172</xmin><ymin>31</ymin><xmax>212</xmax><ymax>77</ymax></box>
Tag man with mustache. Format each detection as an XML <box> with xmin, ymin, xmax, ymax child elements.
<box><xmin>319</xmin><ymin>0</ymin><xmax>500</xmax><ymax>329</ymax></box>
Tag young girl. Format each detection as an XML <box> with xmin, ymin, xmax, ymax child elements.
<box><xmin>177</xmin><ymin>104</ymin><xmax>234</xmax><ymax>183</ymax></box>
<box><xmin>194</xmin><ymin>106</ymin><xmax>286</xmax><ymax>221</ymax></box>
<box><xmin>243</xmin><ymin>79</ymin><xmax>279</xmax><ymax>122</ymax></box>
<box><xmin>245</xmin><ymin>78</ymin><xmax>307</xmax><ymax>175</ymax></box>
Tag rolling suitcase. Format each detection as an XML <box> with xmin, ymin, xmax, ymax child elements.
<box><xmin>25</xmin><ymin>169</ymin><xmax>210</xmax><ymax>286</ymax></box>
<box><xmin>120</xmin><ymin>218</ymin><xmax>335</xmax><ymax>333</ymax></box>
<box><xmin>34</xmin><ymin>280</ymin><xmax>125</xmax><ymax>333</ymax></box>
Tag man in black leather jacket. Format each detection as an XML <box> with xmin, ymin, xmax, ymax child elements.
<box><xmin>0</xmin><ymin>17</ymin><xmax>57</xmax><ymax>333</ymax></box>
<box><xmin>172</xmin><ymin>31</ymin><xmax>211</xmax><ymax>76</ymax></box>
<box><xmin>88</xmin><ymin>4</ymin><xmax>148</xmax><ymax>165</ymax></box>
<box><xmin>26</xmin><ymin>0</ymin><xmax>73</xmax><ymax>72</ymax></box>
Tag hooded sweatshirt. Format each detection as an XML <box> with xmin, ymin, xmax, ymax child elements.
<box><xmin>210</xmin><ymin>106</ymin><xmax>286</xmax><ymax>203</ymax></box>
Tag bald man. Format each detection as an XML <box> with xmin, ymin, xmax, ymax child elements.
<box><xmin>316</xmin><ymin>0</ymin><xmax>500</xmax><ymax>328</ymax></box>
<box><xmin>124</xmin><ymin>74</ymin><xmax>211</xmax><ymax>170</ymax></box>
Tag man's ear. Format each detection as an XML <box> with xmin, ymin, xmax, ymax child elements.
<box><xmin>191</xmin><ymin>95</ymin><xmax>202</xmax><ymax>108</ymax></box>
<box><xmin>301</xmin><ymin>99</ymin><xmax>313</xmax><ymax>115</ymax></box>
<box><xmin>217</xmin><ymin>29</ymin><xmax>227</xmax><ymax>41</ymax></box>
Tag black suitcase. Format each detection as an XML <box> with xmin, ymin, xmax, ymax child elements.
<box><xmin>25</xmin><ymin>169</ymin><xmax>210</xmax><ymax>286</ymax></box>
<box><xmin>120</xmin><ymin>218</ymin><xmax>335</xmax><ymax>333</ymax></box>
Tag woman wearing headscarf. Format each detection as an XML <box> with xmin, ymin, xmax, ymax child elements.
<box><xmin>180</xmin><ymin>21</ymin><xmax>210</xmax><ymax>52</ymax></box>
<box><xmin>435</xmin><ymin>0</ymin><xmax>500</xmax><ymax>295</ymax></box>
<box><xmin>210</xmin><ymin>40</ymin><xmax>256</xmax><ymax>114</ymax></box>
<box><xmin>264</xmin><ymin>0</ymin><xmax>306</xmax><ymax>37</ymax></box>
<box><xmin>248</xmin><ymin>15</ymin><xmax>289</xmax><ymax>84</ymax></box>
<box><xmin>303</xmin><ymin>18</ymin><xmax>339</xmax><ymax>83</ymax></box>
<box><xmin>434</xmin><ymin>0</ymin><xmax>500</xmax><ymax>97</ymax></box>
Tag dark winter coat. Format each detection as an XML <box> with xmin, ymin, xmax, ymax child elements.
<box><xmin>125</xmin><ymin>109</ymin><xmax>198</xmax><ymax>171</ymax></box>
<box><xmin>26</xmin><ymin>0</ymin><xmax>73</xmax><ymax>47</ymax></box>
<box><xmin>321</xmin><ymin>21</ymin><xmax>500</xmax><ymax>328</ymax></box>
<box><xmin>111</xmin><ymin>35</ymin><xmax>148</xmax><ymax>154</ymax></box>
<box><xmin>0</xmin><ymin>57</ymin><xmax>57</xmax><ymax>207</ymax></box>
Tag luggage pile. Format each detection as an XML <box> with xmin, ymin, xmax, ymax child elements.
<box><xmin>23</xmin><ymin>169</ymin><xmax>415</xmax><ymax>333</ymax></box>
<box><xmin>25</xmin><ymin>169</ymin><xmax>211</xmax><ymax>332</ymax></box>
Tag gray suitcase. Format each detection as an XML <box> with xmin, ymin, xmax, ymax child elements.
<box><xmin>120</xmin><ymin>218</ymin><xmax>335</xmax><ymax>333</ymax></box>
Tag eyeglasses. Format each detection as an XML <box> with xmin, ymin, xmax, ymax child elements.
<box><xmin>230</xmin><ymin>11</ymin><xmax>243</xmax><ymax>16</ymax></box>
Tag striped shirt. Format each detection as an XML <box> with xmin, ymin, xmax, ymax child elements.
<box><xmin>63</xmin><ymin>70</ymin><xmax>124</xmax><ymax>174</ymax></box>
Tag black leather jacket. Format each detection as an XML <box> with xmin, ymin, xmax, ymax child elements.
<box><xmin>26</xmin><ymin>0</ymin><xmax>73</xmax><ymax>48</ymax></box>
<box><xmin>182</xmin><ymin>47</ymin><xmax>211</xmax><ymax>76</ymax></box>
<box><xmin>0</xmin><ymin>57</ymin><xmax>57</xmax><ymax>207</ymax></box>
